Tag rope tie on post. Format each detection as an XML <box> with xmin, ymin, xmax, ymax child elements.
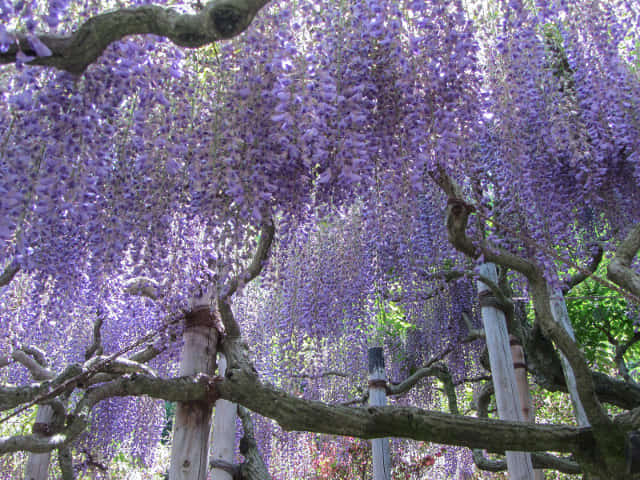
<box><xmin>32</xmin><ymin>422</ymin><xmax>54</xmax><ymax>436</ymax></box>
<box><xmin>184</xmin><ymin>307</ymin><xmax>216</xmax><ymax>329</ymax></box>
<box><xmin>478</xmin><ymin>290</ymin><xmax>509</xmax><ymax>314</ymax></box>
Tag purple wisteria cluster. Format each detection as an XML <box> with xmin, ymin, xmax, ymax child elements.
<box><xmin>1</xmin><ymin>0</ymin><xmax>639</xmax><ymax>476</ymax></box>
<box><xmin>478</xmin><ymin>0</ymin><xmax>640</xmax><ymax>269</ymax></box>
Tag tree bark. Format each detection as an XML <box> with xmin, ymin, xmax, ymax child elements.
<box><xmin>169</xmin><ymin>305</ymin><xmax>218</xmax><ymax>480</ymax></box>
<box><xmin>477</xmin><ymin>263</ymin><xmax>534</xmax><ymax>480</ymax></box>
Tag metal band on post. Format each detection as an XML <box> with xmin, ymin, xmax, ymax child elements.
<box><xmin>32</xmin><ymin>422</ymin><xmax>53</xmax><ymax>436</ymax></box>
<box><xmin>368</xmin><ymin>379</ymin><xmax>387</xmax><ymax>390</ymax></box>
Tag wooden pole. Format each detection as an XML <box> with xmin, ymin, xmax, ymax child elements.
<box><xmin>510</xmin><ymin>335</ymin><xmax>544</xmax><ymax>480</ymax></box>
<box><xmin>210</xmin><ymin>354</ymin><xmax>237</xmax><ymax>480</ymax></box>
<box><xmin>477</xmin><ymin>263</ymin><xmax>534</xmax><ymax>480</ymax></box>
<box><xmin>24</xmin><ymin>405</ymin><xmax>53</xmax><ymax>480</ymax></box>
<box><xmin>368</xmin><ymin>347</ymin><xmax>391</xmax><ymax>480</ymax></box>
<box><xmin>549</xmin><ymin>288</ymin><xmax>590</xmax><ymax>427</ymax></box>
<box><xmin>169</xmin><ymin>302</ymin><xmax>218</xmax><ymax>480</ymax></box>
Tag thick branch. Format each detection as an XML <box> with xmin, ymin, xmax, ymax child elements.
<box><xmin>215</xmin><ymin>367</ymin><xmax>586</xmax><ymax>454</ymax></box>
<box><xmin>608</xmin><ymin>224</ymin><xmax>640</xmax><ymax>299</ymax></box>
<box><xmin>472</xmin><ymin>382</ymin><xmax>581</xmax><ymax>474</ymax></box>
<box><xmin>562</xmin><ymin>245</ymin><xmax>604</xmax><ymax>294</ymax></box>
<box><xmin>0</xmin><ymin>431</ymin><xmax>71</xmax><ymax>454</ymax></box>
<box><xmin>12</xmin><ymin>350</ymin><xmax>54</xmax><ymax>381</ymax></box>
<box><xmin>219</xmin><ymin>218</ymin><xmax>275</xmax><ymax>337</ymax></box>
<box><xmin>129</xmin><ymin>344</ymin><xmax>163</xmax><ymax>364</ymax></box>
<box><xmin>615</xmin><ymin>332</ymin><xmax>640</xmax><ymax>383</ymax></box>
<box><xmin>0</xmin><ymin>358</ymin><xmax>597</xmax><ymax>466</ymax></box>
<box><xmin>462</xmin><ymin>311</ymin><xmax>485</xmax><ymax>341</ymax></box>
<box><xmin>123</xmin><ymin>277</ymin><xmax>161</xmax><ymax>301</ymax></box>
<box><xmin>220</xmin><ymin>219</ymin><xmax>275</xmax><ymax>301</ymax></box>
<box><xmin>85</xmin><ymin>355</ymin><xmax>158</xmax><ymax>377</ymax></box>
<box><xmin>58</xmin><ymin>446</ymin><xmax>75</xmax><ymax>480</ymax></box>
<box><xmin>472</xmin><ymin>450</ymin><xmax>581</xmax><ymax>474</ymax></box>
<box><xmin>12</xmin><ymin>351</ymin><xmax>53</xmax><ymax>381</ymax></box>
<box><xmin>20</xmin><ymin>346</ymin><xmax>48</xmax><ymax>368</ymax></box>
<box><xmin>0</xmin><ymin>0</ymin><xmax>271</xmax><ymax>74</ymax></box>
<box><xmin>237</xmin><ymin>405</ymin><xmax>272</xmax><ymax>480</ymax></box>
<box><xmin>530</xmin><ymin>281</ymin><xmax>611</xmax><ymax>430</ymax></box>
<box><xmin>291</xmin><ymin>370</ymin><xmax>349</xmax><ymax>380</ymax></box>
<box><xmin>0</xmin><ymin>364</ymin><xmax>85</xmax><ymax>412</ymax></box>
<box><xmin>387</xmin><ymin>364</ymin><xmax>450</xmax><ymax>396</ymax></box>
<box><xmin>84</xmin><ymin>316</ymin><xmax>104</xmax><ymax>360</ymax></box>
<box><xmin>216</xmin><ymin>311</ymin><xmax>593</xmax><ymax>457</ymax></box>
<box><xmin>3</xmin><ymin>366</ymin><xmax>589</xmax><ymax>456</ymax></box>
<box><xmin>209</xmin><ymin>459</ymin><xmax>240</xmax><ymax>478</ymax></box>
<box><xmin>0</xmin><ymin>372</ymin><xmax>220</xmax><ymax>454</ymax></box>
<box><xmin>0</xmin><ymin>260</ymin><xmax>19</xmax><ymax>287</ymax></box>
<box><xmin>429</xmin><ymin>165</ymin><xmax>539</xmax><ymax>280</ymax></box>
<box><xmin>87</xmin><ymin>370</ymin><xmax>591</xmax><ymax>454</ymax></box>
<box><xmin>386</xmin><ymin>346</ymin><xmax>454</xmax><ymax>399</ymax></box>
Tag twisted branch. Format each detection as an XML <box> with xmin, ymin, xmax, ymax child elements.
<box><xmin>0</xmin><ymin>0</ymin><xmax>271</xmax><ymax>74</ymax></box>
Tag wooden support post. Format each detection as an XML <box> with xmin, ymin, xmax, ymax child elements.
<box><xmin>510</xmin><ymin>335</ymin><xmax>544</xmax><ymax>480</ymax></box>
<box><xmin>24</xmin><ymin>405</ymin><xmax>53</xmax><ymax>480</ymax></box>
<box><xmin>210</xmin><ymin>354</ymin><xmax>237</xmax><ymax>480</ymax></box>
<box><xmin>549</xmin><ymin>288</ymin><xmax>590</xmax><ymax>427</ymax></box>
<box><xmin>368</xmin><ymin>347</ymin><xmax>391</xmax><ymax>480</ymax></box>
<box><xmin>477</xmin><ymin>263</ymin><xmax>534</xmax><ymax>480</ymax></box>
<box><xmin>169</xmin><ymin>304</ymin><xmax>218</xmax><ymax>480</ymax></box>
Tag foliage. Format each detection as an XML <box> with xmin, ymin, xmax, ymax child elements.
<box><xmin>567</xmin><ymin>265</ymin><xmax>639</xmax><ymax>373</ymax></box>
